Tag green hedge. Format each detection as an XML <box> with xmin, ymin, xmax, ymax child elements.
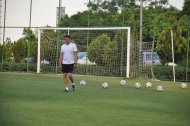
<box><xmin>153</xmin><ymin>65</ymin><xmax>190</xmax><ymax>81</ymax></box>
<box><xmin>40</xmin><ymin>64</ymin><xmax>124</xmax><ymax>77</ymax></box>
<box><xmin>75</xmin><ymin>64</ymin><xmax>125</xmax><ymax>77</ymax></box>
<box><xmin>0</xmin><ymin>62</ymin><xmax>37</xmax><ymax>72</ymax></box>
<box><xmin>1</xmin><ymin>63</ymin><xmax>189</xmax><ymax>81</ymax></box>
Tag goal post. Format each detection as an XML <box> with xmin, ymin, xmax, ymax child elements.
<box><xmin>37</xmin><ymin>27</ymin><xmax>131</xmax><ymax>78</ymax></box>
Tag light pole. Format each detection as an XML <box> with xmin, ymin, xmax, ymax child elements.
<box><xmin>55</xmin><ymin>0</ymin><xmax>62</xmax><ymax>74</ymax></box>
<box><xmin>57</xmin><ymin>0</ymin><xmax>64</xmax><ymax>27</ymax></box>
<box><xmin>27</xmin><ymin>0</ymin><xmax>32</xmax><ymax>72</ymax></box>
<box><xmin>139</xmin><ymin>0</ymin><xmax>143</xmax><ymax>53</ymax></box>
<box><xmin>138</xmin><ymin>0</ymin><xmax>143</xmax><ymax>77</ymax></box>
<box><xmin>1</xmin><ymin>0</ymin><xmax>6</xmax><ymax>72</ymax></box>
<box><xmin>0</xmin><ymin>0</ymin><xmax>2</xmax><ymax>44</ymax></box>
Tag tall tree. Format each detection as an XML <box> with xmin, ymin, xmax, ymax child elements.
<box><xmin>23</xmin><ymin>28</ymin><xmax>37</xmax><ymax>62</ymax></box>
<box><xmin>4</xmin><ymin>38</ymin><xmax>13</xmax><ymax>62</ymax></box>
<box><xmin>156</xmin><ymin>27</ymin><xmax>187</xmax><ymax>65</ymax></box>
<box><xmin>181</xmin><ymin>0</ymin><xmax>190</xmax><ymax>16</ymax></box>
<box><xmin>88</xmin><ymin>34</ymin><xmax>111</xmax><ymax>65</ymax></box>
<box><xmin>87</xmin><ymin>0</ymin><xmax>138</xmax><ymax>13</ymax></box>
<box><xmin>23</xmin><ymin>28</ymin><xmax>36</xmax><ymax>42</ymax></box>
<box><xmin>0</xmin><ymin>38</ymin><xmax>13</xmax><ymax>62</ymax></box>
<box><xmin>12</xmin><ymin>38</ymin><xmax>28</xmax><ymax>63</ymax></box>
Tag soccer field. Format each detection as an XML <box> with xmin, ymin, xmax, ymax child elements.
<box><xmin>0</xmin><ymin>72</ymin><xmax>189</xmax><ymax>126</ymax></box>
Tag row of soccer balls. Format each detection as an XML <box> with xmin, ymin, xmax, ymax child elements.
<box><xmin>80</xmin><ymin>80</ymin><xmax>188</xmax><ymax>92</ymax></box>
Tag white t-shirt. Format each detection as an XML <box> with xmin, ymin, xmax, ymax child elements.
<box><xmin>60</xmin><ymin>43</ymin><xmax>77</xmax><ymax>64</ymax></box>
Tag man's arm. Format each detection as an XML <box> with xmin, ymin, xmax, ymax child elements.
<box><xmin>59</xmin><ymin>52</ymin><xmax>63</xmax><ymax>66</ymax></box>
<box><xmin>73</xmin><ymin>51</ymin><xmax>78</xmax><ymax>64</ymax></box>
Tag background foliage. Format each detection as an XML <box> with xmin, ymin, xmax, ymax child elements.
<box><xmin>0</xmin><ymin>0</ymin><xmax>190</xmax><ymax>81</ymax></box>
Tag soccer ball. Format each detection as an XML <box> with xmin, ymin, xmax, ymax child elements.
<box><xmin>120</xmin><ymin>80</ymin><xmax>126</xmax><ymax>86</ymax></box>
<box><xmin>156</xmin><ymin>85</ymin><xmax>164</xmax><ymax>92</ymax></box>
<box><xmin>145</xmin><ymin>82</ymin><xmax>152</xmax><ymax>88</ymax></box>
<box><xmin>80</xmin><ymin>80</ymin><xmax>86</xmax><ymax>86</ymax></box>
<box><xmin>135</xmin><ymin>82</ymin><xmax>141</xmax><ymax>88</ymax></box>
<box><xmin>102</xmin><ymin>82</ymin><xmax>109</xmax><ymax>89</ymax></box>
<box><xmin>181</xmin><ymin>82</ymin><xmax>187</xmax><ymax>89</ymax></box>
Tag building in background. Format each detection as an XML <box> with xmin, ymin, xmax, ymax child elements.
<box><xmin>56</xmin><ymin>0</ymin><xmax>65</xmax><ymax>27</ymax></box>
<box><xmin>0</xmin><ymin>0</ymin><xmax>2</xmax><ymax>44</ymax></box>
<box><xmin>97</xmin><ymin>0</ymin><xmax>102</xmax><ymax>4</ymax></box>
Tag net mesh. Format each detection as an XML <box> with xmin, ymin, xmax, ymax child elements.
<box><xmin>39</xmin><ymin>28</ymin><xmax>154</xmax><ymax>78</ymax></box>
<box><xmin>39</xmin><ymin>29</ymin><xmax>129</xmax><ymax>77</ymax></box>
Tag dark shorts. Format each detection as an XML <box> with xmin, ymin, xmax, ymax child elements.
<box><xmin>62</xmin><ymin>64</ymin><xmax>74</xmax><ymax>73</ymax></box>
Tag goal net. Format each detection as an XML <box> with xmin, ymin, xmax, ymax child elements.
<box><xmin>37</xmin><ymin>27</ymin><xmax>133</xmax><ymax>77</ymax></box>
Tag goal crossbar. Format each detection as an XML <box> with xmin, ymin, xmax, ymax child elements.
<box><xmin>37</xmin><ymin>27</ymin><xmax>131</xmax><ymax>78</ymax></box>
<box><xmin>37</xmin><ymin>27</ymin><xmax>130</xmax><ymax>31</ymax></box>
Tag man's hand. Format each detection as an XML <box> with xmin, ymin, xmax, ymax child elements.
<box><xmin>74</xmin><ymin>63</ymin><xmax>77</xmax><ymax>68</ymax></box>
<box><xmin>59</xmin><ymin>64</ymin><xmax>62</xmax><ymax>68</ymax></box>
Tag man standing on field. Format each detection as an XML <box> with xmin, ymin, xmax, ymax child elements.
<box><xmin>59</xmin><ymin>35</ymin><xmax>78</xmax><ymax>92</ymax></box>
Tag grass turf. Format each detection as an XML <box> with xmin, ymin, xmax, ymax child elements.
<box><xmin>0</xmin><ymin>72</ymin><xmax>190</xmax><ymax>126</ymax></box>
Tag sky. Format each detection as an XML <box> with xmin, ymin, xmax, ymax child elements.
<box><xmin>0</xmin><ymin>0</ymin><xmax>184</xmax><ymax>42</ymax></box>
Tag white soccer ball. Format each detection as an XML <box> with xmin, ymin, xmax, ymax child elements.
<box><xmin>135</xmin><ymin>82</ymin><xmax>141</xmax><ymax>88</ymax></box>
<box><xmin>102</xmin><ymin>82</ymin><xmax>109</xmax><ymax>89</ymax></box>
<box><xmin>145</xmin><ymin>82</ymin><xmax>152</xmax><ymax>88</ymax></box>
<box><xmin>80</xmin><ymin>80</ymin><xmax>86</xmax><ymax>86</ymax></box>
<box><xmin>181</xmin><ymin>82</ymin><xmax>188</xmax><ymax>89</ymax></box>
<box><xmin>156</xmin><ymin>85</ymin><xmax>164</xmax><ymax>92</ymax></box>
<box><xmin>120</xmin><ymin>80</ymin><xmax>126</xmax><ymax>86</ymax></box>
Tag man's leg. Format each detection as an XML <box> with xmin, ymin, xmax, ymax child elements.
<box><xmin>63</xmin><ymin>73</ymin><xmax>69</xmax><ymax>92</ymax></box>
<box><xmin>68</xmin><ymin>73</ymin><xmax>75</xmax><ymax>91</ymax></box>
<box><xmin>62</xmin><ymin>64</ymin><xmax>69</xmax><ymax>92</ymax></box>
<box><xmin>68</xmin><ymin>73</ymin><xmax>74</xmax><ymax>83</ymax></box>
<box><xmin>67</xmin><ymin>64</ymin><xmax>75</xmax><ymax>91</ymax></box>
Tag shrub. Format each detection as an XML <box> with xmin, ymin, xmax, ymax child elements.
<box><xmin>0</xmin><ymin>62</ymin><xmax>37</xmax><ymax>72</ymax></box>
<box><xmin>153</xmin><ymin>65</ymin><xmax>190</xmax><ymax>81</ymax></box>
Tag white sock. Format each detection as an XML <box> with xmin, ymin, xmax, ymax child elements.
<box><xmin>65</xmin><ymin>87</ymin><xmax>69</xmax><ymax>90</ymax></box>
<box><xmin>72</xmin><ymin>83</ymin><xmax>75</xmax><ymax>85</ymax></box>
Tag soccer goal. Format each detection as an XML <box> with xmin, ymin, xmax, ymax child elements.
<box><xmin>37</xmin><ymin>27</ymin><xmax>131</xmax><ymax>77</ymax></box>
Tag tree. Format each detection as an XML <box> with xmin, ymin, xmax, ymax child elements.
<box><xmin>57</xmin><ymin>0</ymin><xmax>188</xmax><ymax>68</ymax></box>
<box><xmin>88</xmin><ymin>32</ymin><xmax>127</xmax><ymax>67</ymax></box>
<box><xmin>102</xmin><ymin>40</ymin><xmax>118</xmax><ymax>66</ymax></box>
<box><xmin>40</xmin><ymin>29</ymin><xmax>58</xmax><ymax>64</ymax></box>
<box><xmin>12</xmin><ymin>38</ymin><xmax>28</xmax><ymax>63</ymax></box>
<box><xmin>156</xmin><ymin>27</ymin><xmax>187</xmax><ymax>65</ymax></box>
<box><xmin>87</xmin><ymin>0</ymin><xmax>137</xmax><ymax>13</ymax></box>
<box><xmin>23</xmin><ymin>28</ymin><xmax>37</xmax><ymax>62</ymax></box>
<box><xmin>4</xmin><ymin>38</ymin><xmax>13</xmax><ymax>62</ymax></box>
<box><xmin>0</xmin><ymin>44</ymin><xmax>3</xmax><ymax>62</ymax></box>
<box><xmin>87</xmin><ymin>0</ymin><xmax>99</xmax><ymax>12</ymax></box>
<box><xmin>23</xmin><ymin>28</ymin><xmax>36</xmax><ymax>42</ymax></box>
<box><xmin>178</xmin><ymin>15</ymin><xmax>190</xmax><ymax>66</ymax></box>
<box><xmin>0</xmin><ymin>38</ymin><xmax>13</xmax><ymax>62</ymax></box>
<box><xmin>106</xmin><ymin>0</ymin><xmax>118</xmax><ymax>13</ymax></box>
<box><xmin>181</xmin><ymin>0</ymin><xmax>190</xmax><ymax>16</ymax></box>
<box><xmin>88</xmin><ymin>34</ymin><xmax>111</xmax><ymax>65</ymax></box>
<box><xmin>117</xmin><ymin>0</ymin><xmax>137</xmax><ymax>8</ymax></box>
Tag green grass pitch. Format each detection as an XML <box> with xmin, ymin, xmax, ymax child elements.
<box><xmin>0</xmin><ymin>72</ymin><xmax>190</xmax><ymax>126</ymax></box>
